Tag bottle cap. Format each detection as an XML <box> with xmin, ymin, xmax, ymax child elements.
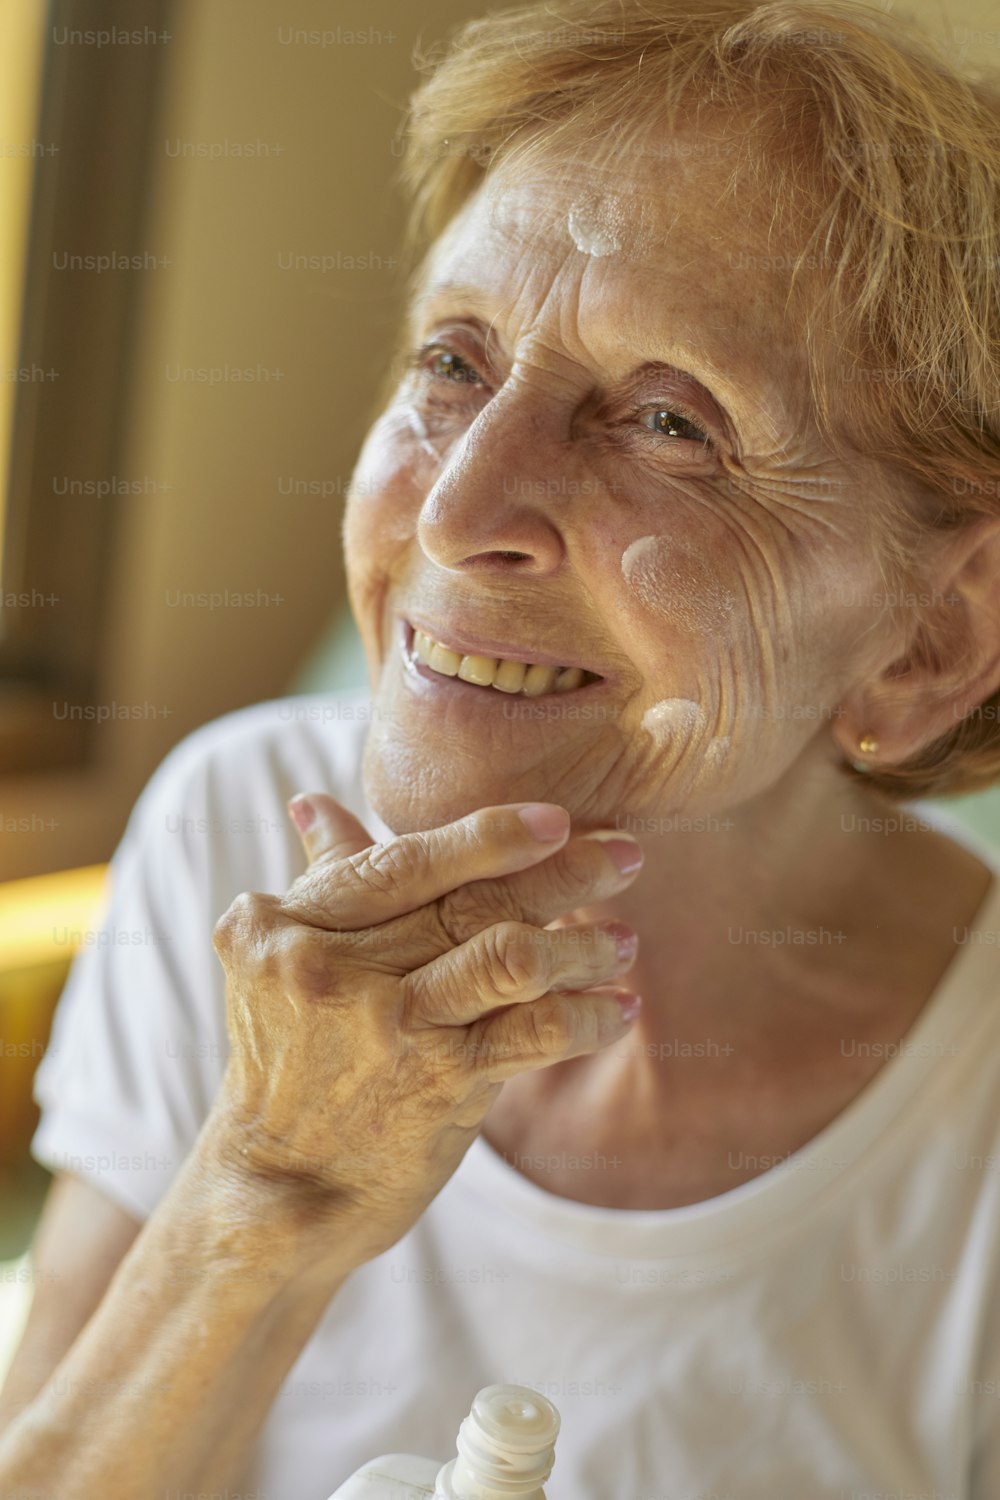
<box><xmin>438</xmin><ymin>1384</ymin><xmax>561</xmax><ymax>1498</ymax></box>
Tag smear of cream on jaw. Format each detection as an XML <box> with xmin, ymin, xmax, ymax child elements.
<box><xmin>641</xmin><ymin>698</ymin><xmax>705</xmax><ymax>742</ymax></box>
<box><xmin>703</xmin><ymin>735</ymin><xmax>731</xmax><ymax>770</ymax></box>
<box><xmin>621</xmin><ymin>534</ymin><xmax>736</xmax><ymax>630</ymax></box>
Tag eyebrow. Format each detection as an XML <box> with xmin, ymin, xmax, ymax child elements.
<box><xmin>411</xmin><ymin>279</ymin><xmax>789</xmax><ymax>450</ymax></box>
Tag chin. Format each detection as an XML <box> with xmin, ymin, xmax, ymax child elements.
<box><xmin>360</xmin><ymin>723</ymin><xmax>571</xmax><ymax>836</ymax></box>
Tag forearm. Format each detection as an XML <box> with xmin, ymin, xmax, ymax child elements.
<box><xmin>0</xmin><ymin>1116</ymin><xmax>365</xmax><ymax>1499</ymax></box>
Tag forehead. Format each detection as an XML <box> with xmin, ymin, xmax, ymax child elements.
<box><xmin>412</xmin><ymin>143</ymin><xmax>819</xmax><ymax>449</ymax></box>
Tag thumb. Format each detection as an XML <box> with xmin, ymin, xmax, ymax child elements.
<box><xmin>286</xmin><ymin>792</ymin><xmax>375</xmax><ymax>867</ymax></box>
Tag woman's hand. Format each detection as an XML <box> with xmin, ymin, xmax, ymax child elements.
<box><xmin>208</xmin><ymin>795</ymin><xmax>642</xmax><ymax>1260</ymax></box>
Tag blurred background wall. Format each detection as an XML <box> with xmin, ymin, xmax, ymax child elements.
<box><xmin>0</xmin><ymin>0</ymin><xmax>446</xmax><ymax>886</ymax></box>
<box><xmin>2</xmin><ymin>0</ymin><xmax>1000</xmax><ymax>1369</ymax></box>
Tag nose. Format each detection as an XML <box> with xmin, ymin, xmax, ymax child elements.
<box><xmin>415</xmin><ymin>387</ymin><xmax>571</xmax><ymax>575</ymax></box>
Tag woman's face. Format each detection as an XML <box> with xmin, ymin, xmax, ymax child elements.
<box><xmin>344</xmin><ymin>139</ymin><xmax>903</xmax><ymax>834</ymax></box>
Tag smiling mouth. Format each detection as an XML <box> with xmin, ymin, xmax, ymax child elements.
<box><xmin>402</xmin><ymin>619</ymin><xmax>604</xmax><ymax>697</ymax></box>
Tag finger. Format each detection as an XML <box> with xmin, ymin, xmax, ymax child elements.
<box><xmin>450</xmin><ymin>830</ymin><xmax>644</xmax><ymax>934</ymax></box>
<box><xmin>278</xmin><ymin>802</ymin><xmax>573</xmax><ymax>931</ymax></box>
<box><xmin>403</xmin><ymin>919</ymin><xmax>638</xmax><ymax>1028</ymax></box>
<box><xmin>466</xmin><ymin>988</ymin><xmax>641</xmax><ymax>1083</ymax></box>
<box><xmin>376</xmin><ymin>830</ymin><xmax>644</xmax><ymax>970</ymax></box>
<box><xmin>286</xmin><ymin>793</ymin><xmax>376</xmax><ymax>865</ymax></box>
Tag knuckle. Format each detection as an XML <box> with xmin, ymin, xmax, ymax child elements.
<box><xmin>586</xmin><ymin>927</ymin><xmax>619</xmax><ymax>978</ymax></box>
<box><xmin>440</xmin><ymin>880</ymin><xmax>521</xmax><ymax>946</ymax></box>
<box><xmin>462</xmin><ymin>809</ymin><xmax>495</xmax><ymax>852</ymax></box>
<box><xmin>528</xmin><ymin>995</ymin><xmax>577</xmax><ymax>1056</ymax></box>
<box><xmin>463</xmin><ymin>1018</ymin><xmax>504</xmax><ymax>1076</ymax></box>
<box><xmin>482</xmin><ymin>921</ymin><xmax>541</xmax><ymax>996</ymax></box>
<box><xmin>211</xmin><ymin>890</ymin><xmax>273</xmax><ymax>960</ymax></box>
<box><xmin>420</xmin><ymin>898</ymin><xmax>464</xmax><ymax>955</ymax></box>
<box><xmin>403</xmin><ymin>967</ymin><xmax>461</xmax><ymax>1031</ymax></box>
<box><xmin>278</xmin><ymin>926</ymin><xmax>338</xmax><ymax>1004</ymax></box>
<box><xmin>556</xmin><ymin>845</ymin><xmax>603</xmax><ymax>904</ymax></box>
<box><xmin>348</xmin><ymin>834</ymin><xmax>430</xmax><ymax>897</ymax></box>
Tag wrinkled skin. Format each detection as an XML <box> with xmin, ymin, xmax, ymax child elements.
<box><xmin>339</xmin><ymin>128</ymin><xmax>1000</xmax><ymax>1197</ymax></box>
<box><xmin>211</xmin><ymin>801</ymin><xmax>645</xmax><ymax>1251</ymax></box>
<box><xmin>347</xmin><ymin>147</ymin><xmax>903</xmax><ymax>827</ymax></box>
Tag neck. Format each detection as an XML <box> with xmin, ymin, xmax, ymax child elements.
<box><xmin>567</xmin><ymin>748</ymin><xmax>992</xmax><ymax>1056</ymax></box>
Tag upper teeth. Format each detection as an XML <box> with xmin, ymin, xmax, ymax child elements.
<box><xmin>412</xmin><ymin>628</ymin><xmax>594</xmax><ymax>695</ymax></box>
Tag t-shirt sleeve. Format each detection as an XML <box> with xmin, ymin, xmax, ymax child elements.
<box><xmin>968</xmin><ymin>1234</ymin><xmax>1000</xmax><ymax>1498</ymax></box>
<box><xmin>30</xmin><ymin>731</ymin><xmax>237</xmax><ymax>1221</ymax></box>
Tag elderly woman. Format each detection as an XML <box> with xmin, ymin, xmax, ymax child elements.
<box><xmin>3</xmin><ymin>0</ymin><xmax>1000</xmax><ymax>1495</ymax></box>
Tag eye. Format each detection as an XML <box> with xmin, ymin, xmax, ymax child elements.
<box><xmin>405</xmin><ymin>338</ymin><xmax>713</xmax><ymax>452</ymax></box>
<box><xmin>636</xmin><ymin>406</ymin><xmax>710</xmax><ymax>445</ymax></box>
<box><xmin>405</xmin><ymin>342</ymin><xmax>485</xmax><ymax>387</ymax></box>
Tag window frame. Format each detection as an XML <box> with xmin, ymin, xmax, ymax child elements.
<box><xmin>0</xmin><ymin>0</ymin><xmax>174</xmax><ymax>773</ymax></box>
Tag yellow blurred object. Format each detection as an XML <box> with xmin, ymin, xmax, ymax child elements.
<box><xmin>0</xmin><ymin>865</ymin><xmax>109</xmax><ymax>1166</ymax></box>
<box><xmin>0</xmin><ymin>0</ymin><xmax>47</xmax><ymax>557</ymax></box>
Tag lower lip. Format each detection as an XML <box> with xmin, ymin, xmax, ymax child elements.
<box><xmin>397</xmin><ymin>618</ymin><xmax>609</xmax><ymax>703</ymax></box>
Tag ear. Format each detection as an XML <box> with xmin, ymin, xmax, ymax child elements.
<box><xmin>832</xmin><ymin>517</ymin><xmax>1000</xmax><ymax>770</ymax></box>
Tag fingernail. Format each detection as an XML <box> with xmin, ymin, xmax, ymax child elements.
<box><xmin>287</xmin><ymin>795</ymin><xmax>316</xmax><ymax>833</ymax></box>
<box><xmin>517</xmin><ymin>803</ymin><xmax>571</xmax><ymax>842</ymax></box>
<box><xmin>580</xmin><ymin>830</ymin><xmax>643</xmax><ymax>874</ymax></box>
<box><xmin>601</xmin><ymin>921</ymin><xmax>638</xmax><ymax>965</ymax></box>
<box><xmin>616</xmin><ymin>993</ymin><xmax>642</xmax><ymax>1022</ymax></box>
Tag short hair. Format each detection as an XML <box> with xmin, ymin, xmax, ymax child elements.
<box><xmin>388</xmin><ymin>0</ymin><xmax>1000</xmax><ymax>801</ymax></box>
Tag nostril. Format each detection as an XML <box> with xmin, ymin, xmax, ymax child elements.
<box><xmin>461</xmin><ymin>549</ymin><xmax>534</xmax><ymax>566</ymax></box>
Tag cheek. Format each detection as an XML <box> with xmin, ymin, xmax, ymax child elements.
<box><xmin>343</xmin><ymin>405</ymin><xmax>427</xmax><ymax>572</ymax></box>
<box><xmin>612</xmin><ymin>505</ymin><xmax>854</xmax><ymax>736</ymax></box>
<box><xmin>640</xmin><ymin>697</ymin><xmax>708</xmax><ymax>742</ymax></box>
<box><xmin>620</xmin><ymin>533</ymin><xmax>737</xmax><ymax>633</ymax></box>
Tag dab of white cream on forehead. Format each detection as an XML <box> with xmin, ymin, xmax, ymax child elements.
<box><xmin>566</xmin><ymin>196</ymin><xmax>623</xmax><ymax>257</ymax></box>
<box><xmin>641</xmin><ymin>698</ymin><xmax>706</xmax><ymax>741</ymax></box>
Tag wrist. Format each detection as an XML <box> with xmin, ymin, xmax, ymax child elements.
<box><xmin>189</xmin><ymin>1107</ymin><xmax>372</xmax><ymax>1284</ymax></box>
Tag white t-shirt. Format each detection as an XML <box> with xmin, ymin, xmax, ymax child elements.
<box><xmin>30</xmin><ymin>691</ymin><xmax>1000</xmax><ymax>1500</ymax></box>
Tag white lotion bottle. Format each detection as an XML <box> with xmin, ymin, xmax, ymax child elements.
<box><xmin>325</xmin><ymin>1383</ymin><xmax>561</xmax><ymax>1499</ymax></box>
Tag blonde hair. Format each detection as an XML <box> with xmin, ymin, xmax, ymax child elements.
<box><xmin>388</xmin><ymin>0</ymin><xmax>1000</xmax><ymax>800</ymax></box>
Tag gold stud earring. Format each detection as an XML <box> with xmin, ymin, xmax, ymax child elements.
<box><xmin>857</xmin><ymin>734</ymin><xmax>879</xmax><ymax>754</ymax></box>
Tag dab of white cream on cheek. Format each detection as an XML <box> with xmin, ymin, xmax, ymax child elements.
<box><xmin>640</xmin><ymin>698</ymin><xmax>706</xmax><ymax>742</ymax></box>
<box><xmin>621</xmin><ymin>534</ymin><xmax>736</xmax><ymax>631</ymax></box>
<box><xmin>640</xmin><ymin>710</ymin><xmax>732</xmax><ymax>790</ymax></box>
